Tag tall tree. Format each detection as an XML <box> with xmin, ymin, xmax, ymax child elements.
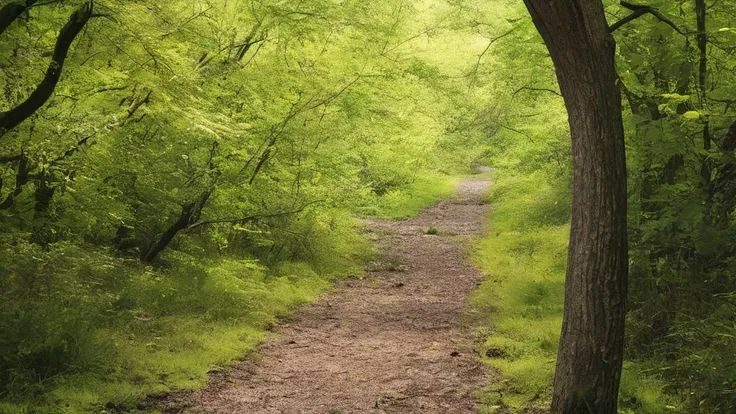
<box><xmin>521</xmin><ymin>1</ymin><xmax>629</xmax><ymax>412</ymax></box>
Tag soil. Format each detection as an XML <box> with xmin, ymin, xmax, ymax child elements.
<box><xmin>157</xmin><ymin>178</ymin><xmax>493</xmax><ymax>414</ymax></box>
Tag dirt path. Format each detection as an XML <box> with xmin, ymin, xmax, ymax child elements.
<box><xmin>166</xmin><ymin>178</ymin><xmax>493</xmax><ymax>413</ymax></box>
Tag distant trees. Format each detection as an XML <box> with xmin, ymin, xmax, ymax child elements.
<box><xmin>0</xmin><ymin>0</ymin><xmax>494</xmax><ymax>264</ymax></box>
<box><xmin>1</xmin><ymin>1</ymin><xmax>499</xmax><ymax>408</ymax></box>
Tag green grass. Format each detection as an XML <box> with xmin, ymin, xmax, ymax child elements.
<box><xmin>471</xmin><ymin>170</ymin><xmax>680</xmax><ymax>413</ymax></box>
<box><xmin>356</xmin><ymin>172</ymin><xmax>458</xmax><ymax>219</ymax></box>
<box><xmin>0</xmin><ymin>261</ymin><xmax>333</xmax><ymax>414</ymax></box>
<box><xmin>1</xmin><ymin>172</ymin><xmax>462</xmax><ymax>414</ymax></box>
<box><xmin>425</xmin><ymin>225</ymin><xmax>440</xmax><ymax>235</ymax></box>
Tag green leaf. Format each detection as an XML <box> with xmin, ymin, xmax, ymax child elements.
<box><xmin>682</xmin><ymin>111</ymin><xmax>701</xmax><ymax>120</ymax></box>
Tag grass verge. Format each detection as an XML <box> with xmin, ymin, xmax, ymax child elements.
<box><xmin>471</xmin><ymin>170</ymin><xmax>681</xmax><ymax>413</ymax></box>
<box><xmin>355</xmin><ymin>172</ymin><xmax>458</xmax><ymax>220</ymax></box>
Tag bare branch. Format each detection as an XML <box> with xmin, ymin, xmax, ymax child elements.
<box><xmin>471</xmin><ymin>27</ymin><xmax>516</xmax><ymax>76</ymax></box>
<box><xmin>512</xmin><ymin>86</ymin><xmax>562</xmax><ymax>97</ymax></box>
<box><xmin>610</xmin><ymin>1</ymin><xmax>686</xmax><ymax>35</ymax></box>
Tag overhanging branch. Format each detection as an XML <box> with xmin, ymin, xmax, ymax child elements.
<box><xmin>0</xmin><ymin>1</ymin><xmax>94</xmax><ymax>140</ymax></box>
<box><xmin>610</xmin><ymin>1</ymin><xmax>686</xmax><ymax>35</ymax></box>
<box><xmin>0</xmin><ymin>0</ymin><xmax>38</xmax><ymax>35</ymax></box>
<box><xmin>186</xmin><ymin>200</ymin><xmax>324</xmax><ymax>231</ymax></box>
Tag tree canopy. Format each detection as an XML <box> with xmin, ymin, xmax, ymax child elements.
<box><xmin>1</xmin><ymin>0</ymin><xmax>735</xmax><ymax>412</ymax></box>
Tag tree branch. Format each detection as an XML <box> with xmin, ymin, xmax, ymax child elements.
<box><xmin>610</xmin><ymin>1</ymin><xmax>686</xmax><ymax>35</ymax></box>
<box><xmin>512</xmin><ymin>86</ymin><xmax>562</xmax><ymax>97</ymax></box>
<box><xmin>470</xmin><ymin>27</ymin><xmax>516</xmax><ymax>77</ymax></box>
<box><xmin>47</xmin><ymin>132</ymin><xmax>96</xmax><ymax>167</ymax></box>
<box><xmin>127</xmin><ymin>90</ymin><xmax>152</xmax><ymax>118</ymax></box>
<box><xmin>0</xmin><ymin>153</ymin><xmax>23</xmax><ymax>164</ymax></box>
<box><xmin>0</xmin><ymin>0</ymin><xmax>37</xmax><ymax>36</ymax></box>
<box><xmin>185</xmin><ymin>201</ymin><xmax>324</xmax><ymax>231</ymax></box>
<box><xmin>0</xmin><ymin>1</ymin><xmax>94</xmax><ymax>139</ymax></box>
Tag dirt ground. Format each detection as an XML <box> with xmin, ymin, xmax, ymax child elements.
<box><xmin>158</xmin><ymin>178</ymin><xmax>493</xmax><ymax>413</ymax></box>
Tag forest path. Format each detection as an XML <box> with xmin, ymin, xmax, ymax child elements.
<box><xmin>172</xmin><ymin>178</ymin><xmax>492</xmax><ymax>413</ymax></box>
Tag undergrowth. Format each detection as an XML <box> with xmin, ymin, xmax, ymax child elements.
<box><xmin>471</xmin><ymin>170</ymin><xmax>681</xmax><ymax>413</ymax></box>
<box><xmin>0</xmin><ymin>245</ymin><xmax>344</xmax><ymax>414</ymax></box>
<box><xmin>355</xmin><ymin>172</ymin><xmax>458</xmax><ymax>219</ymax></box>
<box><xmin>0</xmin><ymin>176</ymin><xmax>460</xmax><ymax>414</ymax></box>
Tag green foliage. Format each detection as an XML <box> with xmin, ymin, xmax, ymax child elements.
<box><xmin>357</xmin><ymin>173</ymin><xmax>458</xmax><ymax>220</ymax></box>
<box><xmin>0</xmin><ymin>233</ymin><xmax>338</xmax><ymax>412</ymax></box>
<box><xmin>611</xmin><ymin>0</ymin><xmax>736</xmax><ymax>410</ymax></box>
<box><xmin>0</xmin><ymin>0</ymin><xmax>492</xmax><ymax>411</ymax></box>
<box><xmin>471</xmin><ymin>171</ymin><xmax>568</xmax><ymax>411</ymax></box>
<box><xmin>472</xmin><ymin>172</ymin><xmax>680</xmax><ymax>413</ymax></box>
<box><xmin>2</xmin><ymin>0</ymin><xmax>732</xmax><ymax>411</ymax></box>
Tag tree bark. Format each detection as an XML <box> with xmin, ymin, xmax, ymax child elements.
<box><xmin>522</xmin><ymin>2</ymin><xmax>629</xmax><ymax>413</ymax></box>
<box><xmin>30</xmin><ymin>172</ymin><xmax>57</xmax><ymax>245</ymax></box>
<box><xmin>0</xmin><ymin>1</ymin><xmax>93</xmax><ymax>139</ymax></box>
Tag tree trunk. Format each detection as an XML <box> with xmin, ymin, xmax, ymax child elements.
<box><xmin>522</xmin><ymin>2</ymin><xmax>629</xmax><ymax>413</ymax></box>
<box><xmin>30</xmin><ymin>173</ymin><xmax>57</xmax><ymax>245</ymax></box>
<box><xmin>140</xmin><ymin>189</ymin><xmax>212</xmax><ymax>263</ymax></box>
<box><xmin>0</xmin><ymin>155</ymin><xmax>30</xmax><ymax>210</ymax></box>
<box><xmin>695</xmin><ymin>0</ymin><xmax>710</xmax><ymax>151</ymax></box>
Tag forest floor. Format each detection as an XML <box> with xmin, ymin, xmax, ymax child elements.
<box><xmin>156</xmin><ymin>178</ymin><xmax>494</xmax><ymax>413</ymax></box>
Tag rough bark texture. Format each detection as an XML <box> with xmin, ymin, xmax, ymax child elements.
<box><xmin>0</xmin><ymin>1</ymin><xmax>93</xmax><ymax>139</ymax></box>
<box><xmin>522</xmin><ymin>2</ymin><xmax>629</xmax><ymax>413</ymax></box>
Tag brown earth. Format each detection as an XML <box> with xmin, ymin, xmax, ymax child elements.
<box><xmin>158</xmin><ymin>178</ymin><xmax>493</xmax><ymax>414</ymax></box>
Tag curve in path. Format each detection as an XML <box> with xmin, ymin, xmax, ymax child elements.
<box><xmin>168</xmin><ymin>178</ymin><xmax>492</xmax><ymax>413</ymax></box>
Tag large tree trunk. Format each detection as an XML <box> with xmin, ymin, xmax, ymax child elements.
<box><xmin>522</xmin><ymin>2</ymin><xmax>629</xmax><ymax>413</ymax></box>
